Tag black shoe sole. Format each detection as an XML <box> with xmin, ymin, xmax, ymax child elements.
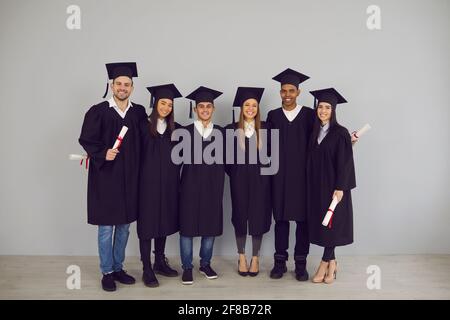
<box><xmin>114</xmin><ymin>279</ymin><xmax>136</xmax><ymax>285</ymax></box>
<box><xmin>154</xmin><ymin>270</ymin><xmax>179</xmax><ymax>277</ymax></box>
<box><xmin>102</xmin><ymin>285</ymin><xmax>117</xmax><ymax>292</ymax></box>
<box><xmin>238</xmin><ymin>271</ymin><xmax>248</xmax><ymax>277</ymax></box>
<box><xmin>296</xmin><ymin>271</ymin><xmax>309</xmax><ymax>282</ymax></box>
<box><xmin>248</xmin><ymin>272</ymin><xmax>259</xmax><ymax>277</ymax></box>
<box><xmin>142</xmin><ymin>276</ymin><xmax>159</xmax><ymax>287</ymax></box>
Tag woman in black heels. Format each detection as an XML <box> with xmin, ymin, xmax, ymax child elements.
<box><xmin>225</xmin><ymin>87</ymin><xmax>272</xmax><ymax>277</ymax></box>
<box><xmin>306</xmin><ymin>88</ymin><xmax>356</xmax><ymax>284</ymax></box>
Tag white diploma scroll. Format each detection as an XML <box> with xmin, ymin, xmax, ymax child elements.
<box><xmin>322</xmin><ymin>196</ymin><xmax>339</xmax><ymax>227</ymax></box>
<box><xmin>354</xmin><ymin>123</ymin><xmax>371</xmax><ymax>138</ymax></box>
<box><xmin>69</xmin><ymin>154</ymin><xmax>88</xmax><ymax>160</ymax></box>
<box><xmin>112</xmin><ymin>126</ymin><xmax>128</xmax><ymax>149</ymax></box>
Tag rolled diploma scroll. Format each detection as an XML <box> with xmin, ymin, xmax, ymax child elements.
<box><xmin>69</xmin><ymin>154</ymin><xmax>88</xmax><ymax>160</ymax></box>
<box><xmin>112</xmin><ymin>126</ymin><xmax>128</xmax><ymax>149</ymax></box>
<box><xmin>354</xmin><ymin>123</ymin><xmax>371</xmax><ymax>138</ymax></box>
<box><xmin>322</xmin><ymin>196</ymin><xmax>339</xmax><ymax>227</ymax></box>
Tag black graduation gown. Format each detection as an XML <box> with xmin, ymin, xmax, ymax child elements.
<box><xmin>225</xmin><ymin>121</ymin><xmax>272</xmax><ymax>236</ymax></box>
<box><xmin>137</xmin><ymin>120</ymin><xmax>181</xmax><ymax>240</ymax></box>
<box><xmin>306</xmin><ymin>125</ymin><xmax>356</xmax><ymax>247</ymax></box>
<box><xmin>266</xmin><ymin>106</ymin><xmax>315</xmax><ymax>222</ymax></box>
<box><xmin>79</xmin><ymin>101</ymin><xmax>147</xmax><ymax>225</ymax></box>
<box><xmin>179</xmin><ymin>124</ymin><xmax>225</xmax><ymax>237</ymax></box>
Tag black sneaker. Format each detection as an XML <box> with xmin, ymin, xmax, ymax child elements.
<box><xmin>112</xmin><ymin>269</ymin><xmax>136</xmax><ymax>285</ymax></box>
<box><xmin>182</xmin><ymin>268</ymin><xmax>193</xmax><ymax>285</ymax></box>
<box><xmin>199</xmin><ymin>265</ymin><xmax>218</xmax><ymax>279</ymax></box>
<box><xmin>101</xmin><ymin>273</ymin><xmax>116</xmax><ymax>292</ymax></box>
<box><xmin>142</xmin><ymin>269</ymin><xmax>159</xmax><ymax>288</ymax></box>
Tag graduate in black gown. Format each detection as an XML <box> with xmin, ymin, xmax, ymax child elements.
<box><xmin>178</xmin><ymin>86</ymin><xmax>225</xmax><ymax>285</ymax></box>
<box><xmin>138</xmin><ymin>84</ymin><xmax>183</xmax><ymax>287</ymax></box>
<box><xmin>225</xmin><ymin>87</ymin><xmax>272</xmax><ymax>277</ymax></box>
<box><xmin>306</xmin><ymin>88</ymin><xmax>356</xmax><ymax>284</ymax></box>
<box><xmin>266</xmin><ymin>68</ymin><xmax>315</xmax><ymax>281</ymax></box>
<box><xmin>79</xmin><ymin>62</ymin><xmax>147</xmax><ymax>291</ymax></box>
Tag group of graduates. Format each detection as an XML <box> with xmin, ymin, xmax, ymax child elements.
<box><xmin>79</xmin><ymin>62</ymin><xmax>357</xmax><ymax>292</ymax></box>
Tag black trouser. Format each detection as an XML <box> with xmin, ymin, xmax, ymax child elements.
<box><xmin>274</xmin><ymin>220</ymin><xmax>310</xmax><ymax>261</ymax></box>
<box><xmin>139</xmin><ymin>236</ymin><xmax>167</xmax><ymax>271</ymax></box>
<box><xmin>322</xmin><ymin>247</ymin><xmax>336</xmax><ymax>262</ymax></box>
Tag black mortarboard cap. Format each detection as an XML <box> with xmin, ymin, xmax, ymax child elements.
<box><xmin>310</xmin><ymin>88</ymin><xmax>347</xmax><ymax>109</ymax></box>
<box><xmin>272</xmin><ymin>68</ymin><xmax>309</xmax><ymax>87</ymax></box>
<box><xmin>146</xmin><ymin>83</ymin><xmax>183</xmax><ymax>108</ymax></box>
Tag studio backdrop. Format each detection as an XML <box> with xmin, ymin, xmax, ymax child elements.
<box><xmin>0</xmin><ymin>0</ymin><xmax>449</xmax><ymax>256</ymax></box>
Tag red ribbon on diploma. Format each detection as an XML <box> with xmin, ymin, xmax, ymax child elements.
<box><xmin>116</xmin><ymin>136</ymin><xmax>123</xmax><ymax>149</ymax></box>
<box><xmin>327</xmin><ymin>209</ymin><xmax>334</xmax><ymax>229</ymax></box>
<box><xmin>80</xmin><ymin>157</ymin><xmax>89</xmax><ymax>170</ymax></box>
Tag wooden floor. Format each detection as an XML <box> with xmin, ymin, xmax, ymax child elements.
<box><xmin>0</xmin><ymin>255</ymin><xmax>449</xmax><ymax>299</ymax></box>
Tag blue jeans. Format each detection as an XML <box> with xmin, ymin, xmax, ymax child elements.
<box><xmin>180</xmin><ymin>236</ymin><xmax>215</xmax><ymax>270</ymax></box>
<box><xmin>98</xmin><ymin>224</ymin><xmax>130</xmax><ymax>274</ymax></box>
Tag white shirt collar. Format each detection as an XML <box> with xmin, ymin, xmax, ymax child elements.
<box><xmin>194</xmin><ymin>120</ymin><xmax>214</xmax><ymax>139</ymax></box>
<box><xmin>244</xmin><ymin>120</ymin><xmax>255</xmax><ymax>138</ymax></box>
<box><xmin>282</xmin><ymin>104</ymin><xmax>302</xmax><ymax>122</ymax></box>
<box><xmin>157</xmin><ymin>118</ymin><xmax>167</xmax><ymax>134</ymax></box>
<box><xmin>108</xmin><ymin>97</ymin><xmax>132</xmax><ymax>119</ymax></box>
<box><xmin>321</xmin><ymin>122</ymin><xmax>330</xmax><ymax>132</ymax></box>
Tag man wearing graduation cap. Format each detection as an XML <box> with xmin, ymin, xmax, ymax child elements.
<box><xmin>267</xmin><ymin>68</ymin><xmax>315</xmax><ymax>281</ymax></box>
<box><xmin>178</xmin><ymin>86</ymin><xmax>225</xmax><ymax>285</ymax></box>
<box><xmin>79</xmin><ymin>62</ymin><xmax>147</xmax><ymax>292</ymax></box>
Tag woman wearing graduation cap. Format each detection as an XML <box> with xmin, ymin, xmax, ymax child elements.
<box><xmin>306</xmin><ymin>88</ymin><xmax>356</xmax><ymax>284</ymax></box>
<box><xmin>178</xmin><ymin>86</ymin><xmax>225</xmax><ymax>285</ymax></box>
<box><xmin>137</xmin><ymin>84</ymin><xmax>183</xmax><ymax>287</ymax></box>
<box><xmin>225</xmin><ymin>87</ymin><xmax>272</xmax><ymax>277</ymax></box>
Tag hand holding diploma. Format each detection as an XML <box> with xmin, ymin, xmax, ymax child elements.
<box><xmin>112</xmin><ymin>126</ymin><xmax>128</xmax><ymax>149</ymax></box>
<box><xmin>351</xmin><ymin>123</ymin><xmax>371</xmax><ymax>146</ymax></box>
<box><xmin>322</xmin><ymin>191</ymin><xmax>343</xmax><ymax>229</ymax></box>
<box><xmin>106</xmin><ymin>126</ymin><xmax>128</xmax><ymax>161</ymax></box>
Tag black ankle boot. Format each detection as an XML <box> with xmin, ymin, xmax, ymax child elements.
<box><xmin>270</xmin><ymin>254</ymin><xmax>287</xmax><ymax>279</ymax></box>
<box><xmin>294</xmin><ymin>255</ymin><xmax>309</xmax><ymax>281</ymax></box>
<box><xmin>153</xmin><ymin>253</ymin><xmax>179</xmax><ymax>277</ymax></box>
<box><xmin>142</xmin><ymin>268</ymin><xmax>159</xmax><ymax>288</ymax></box>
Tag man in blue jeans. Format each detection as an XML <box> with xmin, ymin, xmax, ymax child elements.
<box><xmin>178</xmin><ymin>86</ymin><xmax>225</xmax><ymax>285</ymax></box>
<box><xmin>79</xmin><ymin>62</ymin><xmax>147</xmax><ymax>291</ymax></box>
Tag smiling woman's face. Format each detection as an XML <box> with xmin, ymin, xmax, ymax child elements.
<box><xmin>156</xmin><ymin>98</ymin><xmax>173</xmax><ymax>119</ymax></box>
<box><xmin>317</xmin><ymin>102</ymin><xmax>332</xmax><ymax>124</ymax></box>
<box><xmin>242</xmin><ymin>98</ymin><xmax>258</xmax><ymax>121</ymax></box>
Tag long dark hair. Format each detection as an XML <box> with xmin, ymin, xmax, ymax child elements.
<box><xmin>148</xmin><ymin>98</ymin><xmax>175</xmax><ymax>137</ymax></box>
<box><xmin>309</xmin><ymin>103</ymin><xmax>339</xmax><ymax>149</ymax></box>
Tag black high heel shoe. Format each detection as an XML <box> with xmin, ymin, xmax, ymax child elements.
<box><xmin>238</xmin><ymin>260</ymin><xmax>248</xmax><ymax>277</ymax></box>
<box><xmin>248</xmin><ymin>258</ymin><xmax>259</xmax><ymax>277</ymax></box>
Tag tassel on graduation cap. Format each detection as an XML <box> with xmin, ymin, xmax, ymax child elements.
<box><xmin>232</xmin><ymin>108</ymin><xmax>236</xmax><ymax>123</ymax></box>
<box><xmin>102</xmin><ymin>82</ymin><xmax>109</xmax><ymax>99</ymax></box>
<box><xmin>313</xmin><ymin>97</ymin><xmax>317</xmax><ymax>109</ymax></box>
<box><xmin>189</xmin><ymin>101</ymin><xmax>193</xmax><ymax>119</ymax></box>
<box><xmin>149</xmin><ymin>95</ymin><xmax>155</xmax><ymax>109</ymax></box>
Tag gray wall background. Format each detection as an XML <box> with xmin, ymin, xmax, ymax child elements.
<box><xmin>1</xmin><ymin>0</ymin><xmax>449</xmax><ymax>257</ymax></box>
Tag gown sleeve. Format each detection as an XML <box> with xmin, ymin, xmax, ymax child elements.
<box><xmin>78</xmin><ymin>106</ymin><xmax>107</xmax><ymax>169</ymax></box>
<box><xmin>335</xmin><ymin>129</ymin><xmax>356</xmax><ymax>191</ymax></box>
